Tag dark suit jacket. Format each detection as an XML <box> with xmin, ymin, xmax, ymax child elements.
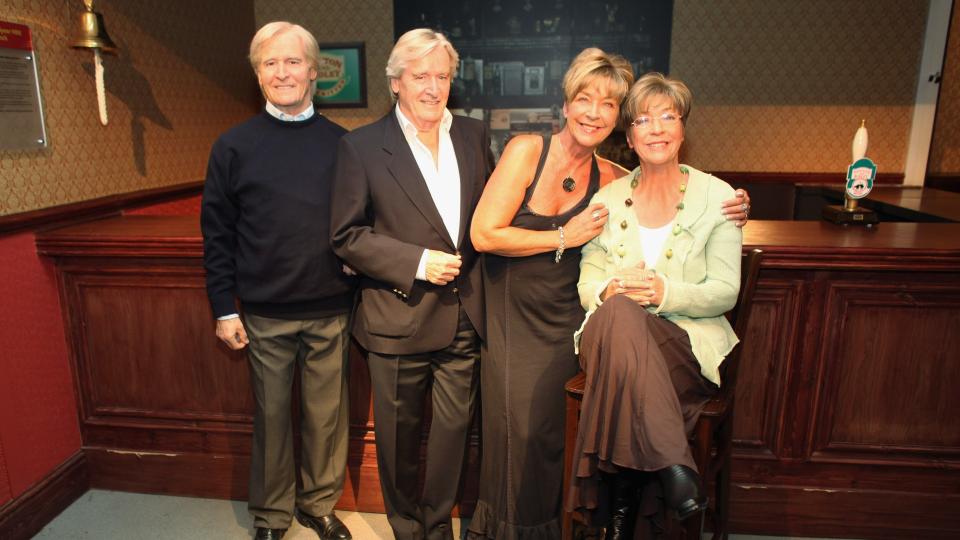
<box><xmin>330</xmin><ymin>111</ymin><xmax>493</xmax><ymax>355</ymax></box>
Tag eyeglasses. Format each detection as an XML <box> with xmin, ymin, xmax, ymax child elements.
<box><xmin>629</xmin><ymin>112</ymin><xmax>682</xmax><ymax>130</ymax></box>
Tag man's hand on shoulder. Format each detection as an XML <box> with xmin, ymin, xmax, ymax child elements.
<box><xmin>216</xmin><ymin>318</ymin><xmax>249</xmax><ymax>350</ymax></box>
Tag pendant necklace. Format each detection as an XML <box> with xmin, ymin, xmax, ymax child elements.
<box><xmin>556</xmin><ymin>137</ymin><xmax>586</xmax><ymax>193</ymax></box>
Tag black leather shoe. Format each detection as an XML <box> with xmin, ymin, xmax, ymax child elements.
<box><xmin>254</xmin><ymin>527</ymin><xmax>286</xmax><ymax>540</ymax></box>
<box><xmin>604</xmin><ymin>472</ymin><xmax>638</xmax><ymax>540</ymax></box>
<box><xmin>296</xmin><ymin>510</ymin><xmax>352</xmax><ymax>540</ymax></box>
<box><xmin>658</xmin><ymin>465</ymin><xmax>708</xmax><ymax>520</ymax></box>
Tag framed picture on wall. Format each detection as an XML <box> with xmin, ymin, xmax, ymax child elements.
<box><xmin>313</xmin><ymin>42</ymin><xmax>367</xmax><ymax>108</ymax></box>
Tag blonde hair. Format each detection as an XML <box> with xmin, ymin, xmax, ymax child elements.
<box><xmin>621</xmin><ymin>72</ymin><xmax>693</xmax><ymax>127</ymax></box>
<box><xmin>562</xmin><ymin>48</ymin><xmax>634</xmax><ymax>105</ymax></box>
<box><xmin>249</xmin><ymin>21</ymin><xmax>321</xmax><ymax>73</ymax></box>
<box><xmin>385</xmin><ymin>28</ymin><xmax>460</xmax><ymax>100</ymax></box>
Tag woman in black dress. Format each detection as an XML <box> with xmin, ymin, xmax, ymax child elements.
<box><xmin>466</xmin><ymin>48</ymin><xmax>634</xmax><ymax>539</ymax></box>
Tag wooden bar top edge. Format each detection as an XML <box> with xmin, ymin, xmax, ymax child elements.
<box><xmin>35</xmin><ymin>216</ymin><xmax>960</xmax><ymax>268</ymax></box>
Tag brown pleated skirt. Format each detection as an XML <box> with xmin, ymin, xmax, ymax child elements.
<box><xmin>566</xmin><ymin>295</ymin><xmax>718</xmax><ymax>538</ymax></box>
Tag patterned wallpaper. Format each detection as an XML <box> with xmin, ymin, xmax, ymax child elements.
<box><xmin>263</xmin><ymin>0</ymin><xmax>939</xmax><ymax>174</ymax></box>
<box><xmin>672</xmin><ymin>0</ymin><xmax>928</xmax><ymax>173</ymax></box>
<box><xmin>929</xmin><ymin>1</ymin><xmax>960</xmax><ymax>174</ymax></box>
<box><xmin>0</xmin><ymin>0</ymin><xmax>258</xmax><ymax>216</ymax></box>
<box><xmin>1</xmin><ymin>0</ymin><xmax>955</xmax><ymax>217</ymax></box>
<box><xmin>254</xmin><ymin>0</ymin><xmax>395</xmax><ymax>130</ymax></box>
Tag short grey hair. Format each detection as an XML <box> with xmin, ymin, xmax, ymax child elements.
<box><xmin>249</xmin><ymin>21</ymin><xmax>321</xmax><ymax>73</ymax></box>
<box><xmin>621</xmin><ymin>72</ymin><xmax>693</xmax><ymax>128</ymax></box>
<box><xmin>385</xmin><ymin>28</ymin><xmax>459</xmax><ymax>100</ymax></box>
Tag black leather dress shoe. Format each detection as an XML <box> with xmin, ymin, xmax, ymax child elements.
<box><xmin>254</xmin><ymin>527</ymin><xmax>286</xmax><ymax>540</ymax></box>
<box><xmin>658</xmin><ymin>465</ymin><xmax>708</xmax><ymax>520</ymax></box>
<box><xmin>296</xmin><ymin>510</ymin><xmax>352</xmax><ymax>540</ymax></box>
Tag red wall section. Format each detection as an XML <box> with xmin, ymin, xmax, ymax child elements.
<box><xmin>0</xmin><ymin>432</ymin><xmax>11</xmax><ymax>506</ymax></box>
<box><xmin>0</xmin><ymin>232</ymin><xmax>81</xmax><ymax>498</ymax></box>
<box><xmin>125</xmin><ymin>194</ymin><xmax>202</xmax><ymax>215</ymax></box>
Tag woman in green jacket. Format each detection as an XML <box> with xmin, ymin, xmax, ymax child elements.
<box><xmin>567</xmin><ymin>72</ymin><xmax>743</xmax><ymax>540</ymax></box>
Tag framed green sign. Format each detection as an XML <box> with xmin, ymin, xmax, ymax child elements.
<box><xmin>314</xmin><ymin>42</ymin><xmax>367</xmax><ymax>108</ymax></box>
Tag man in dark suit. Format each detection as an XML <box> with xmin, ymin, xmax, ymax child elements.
<box><xmin>330</xmin><ymin>28</ymin><xmax>492</xmax><ymax>540</ymax></box>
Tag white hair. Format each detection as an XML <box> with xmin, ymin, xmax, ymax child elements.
<box><xmin>249</xmin><ymin>21</ymin><xmax>320</xmax><ymax>73</ymax></box>
<box><xmin>385</xmin><ymin>28</ymin><xmax>459</xmax><ymax>100</ymax></box>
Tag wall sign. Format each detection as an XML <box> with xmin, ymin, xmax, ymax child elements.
<box><xmin>313</xmin><ymin>42</ymin><xmax>367</xmax><ymax>109</ymax></box>
<box><xmin>0</xmin><ymin>21</ymin><xmax>47</xmax><ymax>150</ymax></box>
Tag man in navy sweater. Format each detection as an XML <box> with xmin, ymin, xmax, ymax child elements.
<box><xmin>201</xmin><ymin>22</ymin><xmax>353</xmax><ymax>540</ymax></box>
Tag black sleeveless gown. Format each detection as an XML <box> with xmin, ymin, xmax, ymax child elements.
<box><xmin>467</xmin><ymin>136</ymin><xmax>600</xmax><ymax>539</ymax></box>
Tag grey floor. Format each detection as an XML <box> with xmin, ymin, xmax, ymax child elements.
<box><xmin>34</xmin><ymin>489</ymin><xmax>855</xmax><ymax>540</ymax></box>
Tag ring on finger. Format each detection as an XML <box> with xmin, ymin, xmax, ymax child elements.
<box><xmin>591</xmin><ymin>210</ymin><xmax>601</xmax><ymax>221</ymax></box>
<box><xmin>741</xmin><ymin>203</ymin><xmax>748</xmax><ymax>212</ymax></box>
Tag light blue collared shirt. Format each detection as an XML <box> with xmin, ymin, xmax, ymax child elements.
<box><xmin>265</xmin><ymin>101</ymin><xmax>316</xmax><ymax>122</ymax></box>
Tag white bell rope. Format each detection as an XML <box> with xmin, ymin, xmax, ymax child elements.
<box><xmin>94</xmin><ymin>48</ymin><xmax>107</xmax><ymax>126</ymax></box>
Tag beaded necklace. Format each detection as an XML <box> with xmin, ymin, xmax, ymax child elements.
<box><xmin>620</xmin><ymin>165</ymin><xmax>689</xmax><ymax>232</ymax></box>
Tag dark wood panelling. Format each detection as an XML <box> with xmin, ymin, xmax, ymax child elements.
<box><xmin>86</xmin><ymin>447</ymin><xmax>249</xmax><ymax>500</ymax></box>
<box><xmin>732</xmin><ymin>280</ymin><xmax>801</xmax><ymax>455</ymax></box>
<box><xmin>731</xmin><ymin>483</ymin><xmax>960</xmax><ymax>539</ymax></box>
<box><xmin>39</xmin><ymin>217</ymin><xmax>481</xmax><ymax>514</ymax></box>
<box><xmin>0</xmin><ymin>452</ymin><xmax>89</xmax><ymax>540</ymax></box>
<box><xmin>815</xmin><ymin>280</ymin><xmax>960</xmax><ymax>455</ymax></box>
<box><xmin>0</xmin><ymin>182</ymin><xmax>203</xmax><ymax>237</ymax></box>
<box><xmin>72</xmin><ymin>275</ymin><xmax>253</xmax><ymax>421</ymax></box>
<box><xmin>39</xmin><ymin>217</ymin><xmax>960</xmax><ymax>537</ymax></box>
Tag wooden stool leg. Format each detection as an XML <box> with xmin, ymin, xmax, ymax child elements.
<box><xmin>562</xmin><ymin>389</ymin><xmax>581</xmax><ymax>540</ymax></box>
<box><xmin>683</xmin><ymin>502</ymin><xmax>708</xmax><ymax>539</ymax></box>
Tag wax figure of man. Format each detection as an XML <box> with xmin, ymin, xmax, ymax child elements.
<box><xmin>330</xmin><ymin>28</ymin><xmax>493</xmax><ymax>540</ymax></box>
<box><xmin>201</xmin><ymin>21</ymin><xmax>354</xmax><ymax>540</ymax></box>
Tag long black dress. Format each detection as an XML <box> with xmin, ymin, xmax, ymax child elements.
<box><xmin>467</xmin><ymin>136</ymin><xmax>600</xmax><ymax>539</ymax></box>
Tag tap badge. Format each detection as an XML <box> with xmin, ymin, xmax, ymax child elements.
<box><xmin>845</xmin><ymin>158</ymin><xmax>877</xmax><ymax>200</ymax></box>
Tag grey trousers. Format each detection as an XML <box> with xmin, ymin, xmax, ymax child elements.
<box><xmin>243</xmin><ymin>312</ymin><xmax>351</xmax><ymax>529</ymax></box>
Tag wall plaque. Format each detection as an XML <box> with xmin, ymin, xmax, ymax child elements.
<box><xmin>0</xmin><ymin>21</ymin><xmax>47</xmax><ymax>150</ymax></box>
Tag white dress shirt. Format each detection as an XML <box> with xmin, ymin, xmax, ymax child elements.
<box><xmin>395</xmin><ymin>106</ymin><xmax>462</xmax><ymax>281</ymax></box>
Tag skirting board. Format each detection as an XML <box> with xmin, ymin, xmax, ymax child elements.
<box><xmin>83</xmin><ymin>439</ymin><xmax>479</xmax><ymax>516</ymax></box>
<box><xmin>0</xmin><ymin>451</ymin><xmax>89</xmax><ymax>540</ymax></box>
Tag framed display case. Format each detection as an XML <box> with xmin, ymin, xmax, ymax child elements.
<box><xmin>394</xmin><ymin>0</ymin><xmax>673</xmax><ymax>111</ymax></box>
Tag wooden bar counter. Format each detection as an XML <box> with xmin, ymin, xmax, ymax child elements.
<box><xmin>37</xmin><ymin>217</ymin><xmax>960</xmax><ymax>539</ymax></box>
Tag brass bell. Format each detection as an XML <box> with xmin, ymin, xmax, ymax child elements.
<box><xmin>71</xmin><ymin>0</ymin><xmax>118</xmax><ymax>53</ymax></box>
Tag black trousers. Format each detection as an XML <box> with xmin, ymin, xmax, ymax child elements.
<box><xmin>367</xmin><ymin>305</ymin><xmax>480</xmax><ymax>540</ymax></box>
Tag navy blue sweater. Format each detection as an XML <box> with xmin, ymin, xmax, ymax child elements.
<box><xmin>201</xmin><ymin>112</ymin><xmax>354</xmax><ymax>319</ymax></box>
